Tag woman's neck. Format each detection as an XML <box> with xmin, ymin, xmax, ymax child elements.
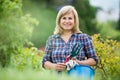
<box><xmin>60</xmin><ymin>31</ymin><xmax>73</xmax><ymax>43</ymax></box>
<box><xmin>62</xmin><ymin>31</ymin><xmax>73</xmax><ymax>37</ymax></box>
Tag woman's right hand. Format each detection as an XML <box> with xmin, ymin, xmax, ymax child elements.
<box><xmin>44</xmin><ymin>61</ymin><xmax>66</xmax><ymax>71</ymax></box>
<box><xmin>53</xmin><ymin>63</ymin><xmax>66</xmax><ymax>71</ymax></box>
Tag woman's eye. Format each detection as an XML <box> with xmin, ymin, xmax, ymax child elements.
<box><xmin>62</xmin><ymin>17</ymin><xmax>66</xmax><ymax>20</ymax></box>
<box><xmin>69</xmin><ymin>17</ymin><xmax>72</xmax><ymax>20</ymax></box>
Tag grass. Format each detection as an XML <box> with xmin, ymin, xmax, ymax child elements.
<box><xmin>0</xmin><ymin>68</ymin><xmax>78</xmax><ymax>80</ymax></box>
<box><xmin>0</xmin><ymin>67</ymin><xmax>114</xmax><ymax>80</ymax></box>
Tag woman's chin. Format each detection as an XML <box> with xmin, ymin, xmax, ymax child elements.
<box><xmin>63</xmin><ymin>29</ymin><xmax>72</xmax><ymax>31</ymax></box>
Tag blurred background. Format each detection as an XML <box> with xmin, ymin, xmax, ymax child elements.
<box><xmin>23</xmin><ymin>0</ymin><xmax>120</xmax><ymax>48</ymax></box>
<box><xmin>1</xmin><ymin>0</ymin><xmax>119</xmax><ymax>48</ymax></box>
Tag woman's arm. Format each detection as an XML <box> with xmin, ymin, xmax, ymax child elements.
<box><xmin>76</xmin><ymin>58</ymin><xmax>96</xmax><ymax>66</ymax></box>
<box><xmin>83</xmin><ymin>34</ymin><xmax>98</xmax><ymax>65</ymax></box>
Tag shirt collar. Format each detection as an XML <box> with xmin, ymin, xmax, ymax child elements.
<box><xmin>54</xmin><ymin>33</ymin><xmax>78</xmax><ymax>38</ymax></box>
<box><xmin>54</xmin><ymin>34</ymin><xmax>60</xmax><ymax>38</ymax></box>
<box><xmin>72</xmin><ymin>33</ymin><xmax>76</xmax><ymax>36</ymax></box>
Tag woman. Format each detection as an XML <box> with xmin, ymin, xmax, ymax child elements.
<box><xmin>42</xmin><ymin>5</ymin><xmax>98</xmax><ymax>71</ymax></box>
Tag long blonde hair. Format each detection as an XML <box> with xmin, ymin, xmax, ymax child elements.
<box><xmin>54</xmin><ymin>5</ymin><xmax>81</xmax><ymax>35</ymax></box>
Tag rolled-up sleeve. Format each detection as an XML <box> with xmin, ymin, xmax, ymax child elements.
<box><xmin>84</xmin><ymin>34</ymin><xmax>98</xmax><ymax>64</ymax></box>
<box><xmin>42</xmin><ymin>36</ymin><xmax>53</xmax><ymax>68</ymax></box>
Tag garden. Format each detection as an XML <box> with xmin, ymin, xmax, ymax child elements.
<box><xmin>0</xmin><ymin>0</ymin><xmax>120</xmax><ymax>80</ymax></box>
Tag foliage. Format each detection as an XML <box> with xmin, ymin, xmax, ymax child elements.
<box><xmin>72</xmin><ymin>0</ymin><xmax>98</xmax><ymax>35</ymax></box>
<box><xmin>0</xmin><ymin>0</ymin><xmax>39</xmax><ymax>67</ymax></box>
<box><xmin>92</xmin><ymin>34</ymin><xmax>120</xmax><ymax>80</ymax></box>
<box><xmin>117</xmin><ymin>18</ymin><xmax>120</xmax><ymax>30</ymax></box>
<box><xmin>96</xmin><ymin>21</ymin><xmax>120</xmax><ymax>40</ymax></box>
<box><xmin>0</xmin><ymin>0</ymin><xmax>22</xmax><ymax>18</ymax></box>
<box><xmin>23</xmin><ymin>0</ymin><xmax>56</xmax><ymax>47</ymax></box>
<box><xmin>11</xmin><ymin>47</ymin><xmax>44</xmax><ymax>70</ymax></box>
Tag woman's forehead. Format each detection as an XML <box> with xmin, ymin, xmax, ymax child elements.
<box><xmin>61</xmin><ymin>11</ymin><xmax>74</xmax><ymax>17</ymax></box>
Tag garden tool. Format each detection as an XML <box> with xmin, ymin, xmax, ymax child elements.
<box><xmin>64</xmin><ymin>43</ymin><xmax>83</xmax><ymax>70</ymax></box>
<box><xmin>64</xmin><ymin>43</ymin><xmax>83</xmax><ymax>64</ymax></box>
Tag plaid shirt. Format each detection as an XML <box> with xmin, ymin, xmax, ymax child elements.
<box><xmin>42</xmin><ymin>33</ymin><xmax>98</xmax><ymax>67</ymax></box>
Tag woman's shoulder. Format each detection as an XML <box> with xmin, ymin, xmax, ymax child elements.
<box><xmin>76</xmin><ymin>33</ymin><xmax>90</xmax><ymax>37</ymax></box>
<box><xmin>76</xmin><ymin>33</ymin><xmax>91</xmax><ymax>40</ymax></box>
<box><xmin>48</xmin><ymin>34</ymin><xmax>59</xmax><ymax>40</ymax></box>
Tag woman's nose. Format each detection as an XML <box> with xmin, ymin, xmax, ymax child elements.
<box><xmin>65</xmin><ymin>19</ymin><xmax>70</xmax><ymax>22</ymax></box>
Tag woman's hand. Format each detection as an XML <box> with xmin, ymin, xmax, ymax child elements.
<box><xmin>54</xmin><ymin>63</ymin><xmax>66</xmax><ymax>71</ymax></box>
<box><xmin>44</xmin><ymin>61</ymin><xmax>66</xmax><ymax>71</ymax></box>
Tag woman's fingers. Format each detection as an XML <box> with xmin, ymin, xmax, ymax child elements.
<box><xmin>55</xmin><ymin>63</ymin><xmax>66</xmax><ymax>71</ymax></box>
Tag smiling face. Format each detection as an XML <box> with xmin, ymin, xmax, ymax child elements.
<box><xmin>60</xmin><ymin>12</ymin><xmax>75</xmax><ymax>32</ymax></box>
<box><xmin>54</xmin><ymin>5</ymin><xmax>80</xmax><ymax>35</ymax></box>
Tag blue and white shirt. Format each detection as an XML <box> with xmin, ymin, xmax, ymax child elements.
<box><xmin>42</xmin><ymin>33</ymin><xmax>98</xmax><ymax>67</ymax></box>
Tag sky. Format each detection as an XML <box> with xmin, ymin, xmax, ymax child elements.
<box><xmin>89</xmin><ymin>0</ymin><xmax>119</xmax><ymax>22</ymax></box>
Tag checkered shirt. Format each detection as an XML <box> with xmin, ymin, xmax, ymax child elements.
<box><xmin>42</xmin><ymin>33</ymin><xmax>98</xmax><ymax>67</ymax></box>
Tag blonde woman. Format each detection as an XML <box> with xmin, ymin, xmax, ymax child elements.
<box><xmin>42</xmin><ymin>5</ymin><xmax>98</xmax><ymax>71</ymax></box>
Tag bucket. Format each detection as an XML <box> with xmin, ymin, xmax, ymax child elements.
<box><xmin>68</xmin><ymin>65</ymin><xmax>95</xmax><ymax>80</ymax></box>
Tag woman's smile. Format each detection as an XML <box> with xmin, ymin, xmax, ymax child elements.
<box><xmin>60</xmin><ymin>12</ymin><xmax>75</xmax><ymax>30</ymax></box>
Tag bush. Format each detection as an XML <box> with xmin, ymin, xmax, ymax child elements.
<box><xmin>11</xmin><ymin>47</ymin><xmax>44</xmax><ymax>70</ymax></box>
<box><xmin>92</xmin><ymin>34</ymin><xmax>120</xmax><ymax>80</ymax></box>
<box><xmin>0</xmin><ymin>0</ymin><xmax>39</xmax><ymax>67</ymax></box>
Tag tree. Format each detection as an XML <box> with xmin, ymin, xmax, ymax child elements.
<box><xmin>0</xmin><ymin>0</ymin><xmax>38</xmax><ymax>67</ymax></box>
<box><xmin>72</xmin><ymin>0</ymin><xmax>98</xmax><ymax>35</ymax></box>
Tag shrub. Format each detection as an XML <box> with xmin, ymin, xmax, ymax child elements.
<box><xmin>92</xmin><ymin>34</ymin><xmax>120</xmax><ymax>80</ymax></box>
<box><xmin>0</xmin><ymin>0</ymin><xmax>39</xmax><ymax>67</ymax></box>
<box><xmin>11</xmin><ymin>47</ymin><xmax>44</xmax><ymax>70</ymax></box>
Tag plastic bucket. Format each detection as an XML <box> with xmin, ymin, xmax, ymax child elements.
<box><xmin>68</xmin><ymin>65</ymin><xmax>95</xmax><ymax>80</ymax></box>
